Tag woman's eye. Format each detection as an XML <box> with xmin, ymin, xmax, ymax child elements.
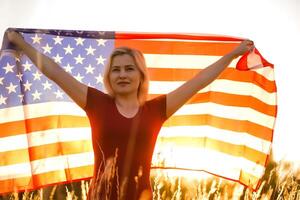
<box><xmin>112</xmin><ymin>68</ymin><xmax>120</xmax><ymax>72</ymax></box>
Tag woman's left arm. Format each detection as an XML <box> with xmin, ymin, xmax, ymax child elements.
<box><xmin>166</xmin><ymin>39</ymin><xmax>254</xmax><ymax>118</ymax></box>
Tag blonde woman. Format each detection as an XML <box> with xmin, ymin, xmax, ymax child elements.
<box><xmin>7</xmin><ymin>31</ymin><xmax>254</xmax><ymax>200</ymax></box>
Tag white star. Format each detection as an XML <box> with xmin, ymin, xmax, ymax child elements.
<box><xmin>74</xmin><ymin>38</ymin><xmax>85</xmax><ymax>46</ymax></box>
<box><xmin>32</xmin><ymin>90</ymin><xmax>42</xmax><ymax>101</ymax></box>
<box><xmin>22</xmin><ymin>61</ymin><xmax>33</xmax><ymax>71</ymax></box>
<box><xmin>42</xmin><ymin>80</ymin><xmax>52</xmax><ymax>90</ymax></box>
<box><xmin>18</xmin><ymin>94</ymin><xmax>24</xmax><ymax>103</ymax></box>
<box><xmin>63</xmin><ymin>45</ymin><xmax>74</xmax><ymax>55</ymax></box>
<box><xmin>42</xmin><ymin>43</ymin><xmax>53</xmax><ymax>54</ymax></box>
<box><xmin>95</xmin><ymin>73</ymin><xmax>103</xmax><ymax>84</ymax></box>
<box><xmin>6</xmin><ymin>82</ymin><xmax>18</xmax><ymax>94</ymax></box>
<box><xmin>33</xmin><ymin>70</ymin><xmax>42</xmax><ymax>81</ymax></box>
<box><xmin>15</xmin><ymin>56</ymin><xmax>20</xmax><ymax>62</ymax></box>
<box><xmin>85</xmin><ymin>64</ymin><xmax>95</xmax><ymax>74</ymax></box>
<box><xmin>23</xmin><ymin>80</ymin><xmax>32</xmax><ymax>91</ymax></box>
<box><xmin>74</xmin><ymin>54</ymin><xmax>85</xmax><ymax>64</ymax></box>
<box><xmin>0</xmin><ymin>95</ymin><xmax>7</xmax><ymax>105</ymax></box>
<box><xmin>3</xmin><ymin>63</ymin><xmax>14</xmax><ymax>74</ymax></box>
<box><xmin>31</xmin><ymin>34</ymin><xmax>42</xmax><ymax>44</ymax></box>
<box><xmin>74</xmin><ymin>73</ymin><xmax>84</xmax><ymax>82</ymax></box>
<box><xmin>54</xmin><ymin>90</ymin><xmax>64</xmax><ymax>99</ymax></box>
<box><xmin>63</xmin><ymin>63</ymin><xmax>74</xmax><ymax>73</ymax></box>
<box><xmin>0</xmin><ymin>77</ymin><xmax>4</xmax><ymax>85</ymax></box>
<box><xmin>52</xmin><ymin>54</ymin><xmax>63</xmax><ymax>64</ymax></box>
<box><xmin>16</xmin><ymin>72</ymin><xmax>23</xmax><ymax>81</ymax></box>
<box><xmin>53</xmin><ymin>36</ymin><xmax>63</xmax><ymax>45</ymax></box>
<box><xmin>96</xmin><ymin>55</ymin><xmax>106</xmax><ymax>65</ymax></box>
<box><xmin>85</xmin><ymin>45</ymin><xmax>96</xmax><ymax>55</ymax></box>
<box><xmin>96</xmin><ymin>39</ymin><xmax>107</xmax><ymax>46</ymax></box>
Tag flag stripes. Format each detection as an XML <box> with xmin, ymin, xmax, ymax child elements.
<box><xmin>0</xmin><ymin>29</ymin><xmax>276</xmax><ymax>193</ymax></box>
<box><xmin>115</xmin><ymin>35</ymin><xmax>276</xmax><ymax>190</ymax></box>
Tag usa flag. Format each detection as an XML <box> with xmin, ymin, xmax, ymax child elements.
<box><xmin>0</xmin><ymin>28</ymin><xmax>277</xmax><ymax>194</ymax></box>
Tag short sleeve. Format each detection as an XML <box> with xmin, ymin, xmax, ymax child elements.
<box><xmin>83</xmin><ymin>86</ymin><xmax>111</xmax><ymax>115</ymax></box>
<box><xmin>147</xmin><ymin>94</ymin><xmax>168</xmax><ymax>122</ymax></box>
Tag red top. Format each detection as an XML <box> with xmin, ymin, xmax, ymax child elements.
<box><xmin>84</xmin><ymin>87</ymin><xmax>168</xmax><ymax>199</ymax></box>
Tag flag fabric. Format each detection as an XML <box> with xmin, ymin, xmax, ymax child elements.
<box><xmin>0</xmin><ymin>28</ymin><xmax>277</xmax><ymax>194</ymax></box>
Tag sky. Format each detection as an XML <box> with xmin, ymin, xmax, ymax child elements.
<box><xmin>0</xmin><ymin>0</ymin><xmax>299</xmax><ymax>163</ymax></box>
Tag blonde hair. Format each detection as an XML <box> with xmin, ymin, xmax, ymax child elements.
<box><xmin>103</xmin><ymin>47</ymin><xmax>149</xmax><ymax>104</ymax></box>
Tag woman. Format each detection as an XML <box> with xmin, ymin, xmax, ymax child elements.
<box><xmin>6</xmin><ymin>31</ymin><xmax>254</xmax><ymax>200</ymax></box>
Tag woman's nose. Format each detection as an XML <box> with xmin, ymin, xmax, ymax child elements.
<box><xmin>119</xmin><ymin>69</ymin><xmax>126</xmax><ymax>77</ymax></box>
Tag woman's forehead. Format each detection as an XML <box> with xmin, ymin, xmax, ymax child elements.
<box><xmin>112</xmin><ymin>54</ymin><xmax>135</xmax><ymax>66</ymax></box>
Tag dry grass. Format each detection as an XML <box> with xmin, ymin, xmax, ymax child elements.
<box><xmin>1</xmin><ymin>160</ymin><xmax>299</xmax><ymax>200</ymax></box>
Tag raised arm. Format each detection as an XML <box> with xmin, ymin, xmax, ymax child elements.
<box><xmin>6</xmin><ymin>31</ymin><xmax>88</xmax><ymax>109</ymax></box>
<box><xmin>166</xmin><ymin>39</ymin><xmax>254</xmax><ymax>118</ymax></box>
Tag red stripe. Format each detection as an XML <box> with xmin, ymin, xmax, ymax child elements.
<box><xmin>116</xmin><ymin>32</ymin><xmax>245</xmax><ymax>41</ymax></box>
<box><xmin>148</xmin><ymin>67</ymin><xmax>276</xmax><ymax>93</ymax></box>
<box><xmin>0</xmin><ymin>115</ymin><xmax>90</xmax><ymax>138</ymax></box>
<box><xmin>115</xmin><ymin>39</ymin><xmax>239</xmax><ymax>56</ymax></box>
<box><xmin>149</xmin><ymin>92</ymin><xmax>276</xmax><ymax>117</ymax></box>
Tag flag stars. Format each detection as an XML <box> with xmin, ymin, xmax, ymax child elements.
<box><xmin>85</xmin><ymin>64</ymin><xmax>95</xmax><ymax>74</ymax></box>
<box><xmin>16</xmin><ymin>72</ymin><xmax>23</xmax><ymax>81</ymax></box>
<box><xmin>0</xmin><ymin>77</ymin><xmax>4</xmax><ymax>85</ymax></box>
<box><xmin>63</xmin><ymin>45</ymin><xmax>74</xmax><ymax>55</ymax></box>
<box><xmin>18</xmin><ymin>94</ymin><xmax>24</xmax><ymax>103</ymax></box>
<box><xmin>74</xmin><ymin>54</ymin><xmax>85</xmax><ymax>64</ymax></box>
<box><xmin>3</xmin><ymin>63</ymin><xmax>14</xmax><ymax>74</ymax></box>
<box><xmin>6</xmin><ymin>82</ymin><xmax>18</xmax><ymax>94</ymax></box>
<box><xmin>75</xmin><ymin>37</ymin><xmax>85</xmax><ymax>46</ymax></box>
<box><xmin>96</xmin><ymin>55</ymin><xmax>106</xmax><ymax>65</ymax></box>
<box><xmin>32</xmin><ymin>90</ymin><xmax>42</xmax><ymax>101</ymax></box>
<box><xmin>22</xmin><ymin>61</ymin><xmax>33</xmax><ymax>71</ymax></box>
<box><xmin>54</xmin><ymin>90</ymin><xmax>64</xmax><ymax>99</ymax></box>
<box><xmin>42</xmin><ymin>43</ymin><xmax>53</xmax><ymax>54</ymax></box>
<box><xmin>85</xmin><ymin>45</ymin><xmax>96</xmax><ymax>55</ymax></box>
<box><xmin>31</xmin><ymin>34</ymin><xmax>42</xmax><ymax>44</ymax></box>
<box><xmin>42</xmin><ymin>80</ymin><xmax>52</xmax><ymax>90</ymax></box>
<box><xmin>33</xmin><ymin>71</ymin><xmax>43</xmax><ymax>81</ymax></box>
<box><xmin>23</xmin><ymin>80</ymin><xmax>32</xmax><ymax>91</ymax></box>
<box><xmin>53</xmin><ymin>54</ymin><xmax>63</xmax><ymax>64</ymax></box>
<box><xmin>53</xmin><ymin>36</ymin><xmax>64</xmax><ymax>45</ymax></box>
<box><xmin>63</xmin><ymin>63</ymin><xmax>74</xmax><ymax>73</ymax></box>
<box><xmin>74</xmin><ymin>73</ymin><xmax>84</xmax><ymax>82</ymax></box>
<box><xmin>96</xmin><ymin>39</ymin><xmax>107</xmax><ymax>46</ymax></box>
<box><xmin>95</xmin><ymin>73</ymin><xmax>103</xmax><ymax>84</ymax></box>
<box><xmin>0</xmin><ymin>95</ymin><xmax>7</xmax><ymax>105</ymax></box>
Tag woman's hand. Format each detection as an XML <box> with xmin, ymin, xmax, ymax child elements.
<box><xmin>6</xmin><ymin>31</ymin><xmax>26</xmax><ymax>48</ymax></box>
<box><xmin>231</xmin><ymin>39</ymin><xmax>255</xmax><ymax>58</ymax></box>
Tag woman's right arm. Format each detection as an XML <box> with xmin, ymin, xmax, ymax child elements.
<box><xmin>7</xmin><ymin>31</ymin><xmax>88</xmax><ymax>109</ymax></box>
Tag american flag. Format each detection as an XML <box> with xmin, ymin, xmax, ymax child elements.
<box><xmin>0</xmin><ymin>28</ymin><xmax>277</xmax><ymax>194</ymax></box>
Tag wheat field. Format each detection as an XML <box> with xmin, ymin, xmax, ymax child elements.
<box><xmin>1</xmin><ymin>160</ymin><xmax>299</xmax><ymax>200</ymax></box>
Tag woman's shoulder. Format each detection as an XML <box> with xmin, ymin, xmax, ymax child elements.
<box><xmin>84</xmin><ymin>86</ymin><xmax>113</xmax><ymax>111</ymax></box>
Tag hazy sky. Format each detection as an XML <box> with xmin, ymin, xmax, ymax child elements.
<box><xmin>1</xmin><ymin>0</ymin><xmax>300</xmax><ymax>163</ymax></box>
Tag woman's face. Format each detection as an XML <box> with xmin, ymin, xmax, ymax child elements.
<box><xmin>109</xmin><ymin>54</ymin><xmax>142</xmax><ymax>97</ymax></box>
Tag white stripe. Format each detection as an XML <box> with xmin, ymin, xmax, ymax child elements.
<box><xmin>0</xmin><ymin>128</ymin><xmax>92</xmax><ymax>152</ymax></box>
<box><xmin>0</xmin><ymin>134</ymin><xmax>29</xmax><ymax>152</ymax></box>
<box><xmin>28</xmin><ymin>127</ymin><xmax>92</xmax><ymax>147</ymax></box>
<box><xmin>145</xmin><ymin>54</ymin><xmax>239</xmax><ymax>69</ymax></box>
<box><xmin>152</xmin><ymin>146</ymin><xmax>265</xmax><ymax>179</ymax></box>
<box><xmin>0</xmin><ymin>152</ymin><xmax>94</xmax><ymax>180</ymax></box>
<box><xmin>0</xmin><ymin>101</ymin><xmax>86</xmax><ymax>123</ymax></box>
<box><xmin>173</xmin><ymin>102</ymin><xmax>275</xmax><ymax>128</ymax></box>
<box><xmin>158</xmin><ymin>126</ymin><xmax>271</xmax><ymax>154</ymax></box>
<box><xmin>145</xmin><ymin>54</ymin><xmax>275</xmax><ymax>81</ymax></box>
<box><xmin>149</xmin><ymin>79</ymin><xmax>276</xmax><ymax>105</ymax></box>
<box><xmin>253</xmin><ymin>66</ymin><xmax>275</xmax><ymax>81</ymax></box>
<box><xmin>0</xmin><ymin>163</ymin><xmax>32</xmax><ymax>180</ymax></box>
<box><xmin>31</xmin><ymin>152</ymin><xmax>94</xmax><ymax>174</ymax></box>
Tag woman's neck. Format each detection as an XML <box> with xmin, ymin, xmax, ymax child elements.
<box><xmin>115</xmin><ymin>94</ymin><xmax>140</xmax><ymax>118</ymax></box>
